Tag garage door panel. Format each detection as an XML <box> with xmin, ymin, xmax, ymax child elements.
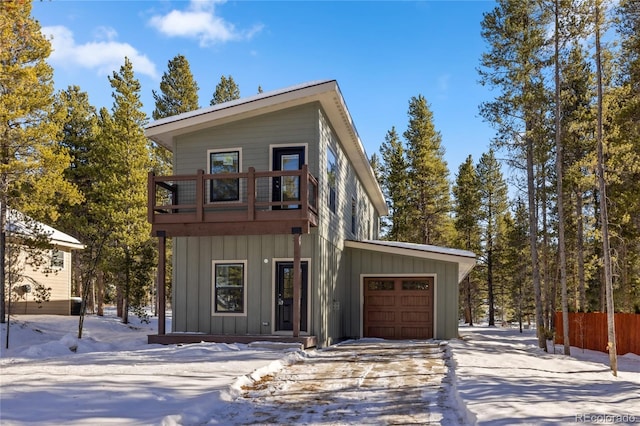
<box><xmin>400</xmin><ymin>327</ymin><xmax>430</xmax><ymax>339</ymax></box>
<box><xmin>364</xmin><ymin>277</ymin><xmax>434</xmax><ymax>340</ymax></box>
<box><xmin>366</xmin><ymin>310</ymin><xmax>395</xmax><ymax>322</ymax></box>
<box><xmin>400</xmin><ymin>295</ymin><xmax>432</xmax><ymax>306</ymax></box>
<box><xmin>366</xmin><ymin>295</ymin><xmax>396</xmax><ymax>306</ymax></box>
<box><xmin>400</xmin><ymin>311</ymin><xmax>431</xmax><ymax>323</ymax></box>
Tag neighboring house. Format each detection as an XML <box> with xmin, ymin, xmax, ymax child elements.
<box><xmin>5</xmin><ymin>210</ymin><xmax>84</xmax><ymax>315</ymax></box>
<box><xmin>145</xmin><ymin>80</ymin><xmax>475</xmax><ymax>348</ymax></box>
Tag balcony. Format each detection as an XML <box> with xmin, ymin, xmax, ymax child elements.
<box><xmin>147</xmin><ymin>165</ymin><xmax>319</xmax><ymax>237</ymax></box>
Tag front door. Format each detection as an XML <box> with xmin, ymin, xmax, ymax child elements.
<box><xmin>275</xmin><ymin>261</ymin><xmax>308</xmax><ymax>332</ymax></box>
<box><xmin>272</xmin><ymin>147</ymin><xmax>305</xmax><ymax>209</ymax></box>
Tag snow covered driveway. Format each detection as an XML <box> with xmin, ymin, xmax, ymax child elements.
<box><xmin>220</xmin><ymin>340</ymin><xmax>466</xmax><ymax>425</ymax></box>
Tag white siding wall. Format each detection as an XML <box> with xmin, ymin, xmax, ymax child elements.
<box><xmin>11</xmin><ymin>248</ymin><xmax>73</xmax><ymax>315</ymax></box>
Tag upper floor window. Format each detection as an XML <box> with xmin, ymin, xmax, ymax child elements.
<box><xmin>51</xmin><ymin>249</ymin><xmax>64</xmax><ymax>269</ymax></box>
<box><xmin>327</xmin><ymin>148</ymin><xmax>337</xmax><ymax>213</ymax></box>
<box><xmin>208</xmin><ymin>149</ymin><xmax>241</xmax><ymax>202</ymax></box>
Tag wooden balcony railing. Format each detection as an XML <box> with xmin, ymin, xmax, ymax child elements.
<box><xmin>148</xmin><ymin>165</ymin><xmax>319</xmax><ymax>237</ymax></box>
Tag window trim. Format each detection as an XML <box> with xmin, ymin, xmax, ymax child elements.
<box><xmin>207</xmin><ymin>148</ymin><xmax>242</xmax><ymax>203</ymax></box>
<box><xmin>211</xmin><ymin>260</ymin><xmax>247</xmax><ymax>316</ymax></box>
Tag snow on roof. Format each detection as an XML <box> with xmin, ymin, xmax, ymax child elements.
<box><xmin>345</xmin><ymin>239</ymin><xmax>476</xmax><ymax>283</ymax></box>
<box><xmin>4</xmin><ymin>208</ymin><xmax>84</xmax><ymax>250</ymax></box>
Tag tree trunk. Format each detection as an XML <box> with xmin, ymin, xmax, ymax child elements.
<box><xmin>96</xmin><ymin>269</ymin><xmax>104</xmax><ymax>316</ymax></box>
<box><xmin>554</xmin><ymin>0</ymin><xmax>570</xmax><ymax>356</ymax></box>
<box><xmin>576</xmin><ymin>191</ymin><xmax>586</xmax><ymax>312</ymax></box>
<box><xmin>466</xmin><ymin>276</ymin><xmax>474</xmax><ymax>326</ymax></box>
<box><xmin>541</xmin><ymin>170</ymin><xmax>551</xmax><ymax>332</ymax></box>
<box><xmin>594</xmin><ymin>0</ymin><xmax>617</xmax><ymax>376</ymax></box>
<box><xmin>116</xmin><ymin>284</ymin><xmax>123</xmax><ymax>318</ymax></box>
<box><xmin>488</xmin><ymin>246</ymin><xmax>495</xmax><ymax>326</ymax></box>
<box><xmin>527</xmin><ymin>131</ymin><xmax>546</xmax><ymax>350</ymax></box>
<box><xmin>0</xmin><ymin>202</ymin><xmax>6</xmax><ymax>324</ymax></box>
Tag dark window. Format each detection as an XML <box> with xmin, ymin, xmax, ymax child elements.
<box><xmin>209</xmin><ymin>151</ymin><xmax>240</xmax><ymax>202</ymax></box>
<box><xmin>367</xmin><ymin>280</ymin><xmax>395</xmax><ymax>291</ymax></box>
<box><xmin>51</xmin><ymin>249</ymin><xmax>64</xmax><ymax>269</ymax></box>
<box><xmin>402</xmin><ymin>279</ymin><xmax>433</xmax><ymax>291</ymax></box>
<box><xmin>214</xmin><ymin>262</ymin><xmax>245</xmax><ymax>313</ymax></box>
<box><xmin>327</xmin><ymin>148</ymin><xmax>337</xmax><ymax>213</ymax></box>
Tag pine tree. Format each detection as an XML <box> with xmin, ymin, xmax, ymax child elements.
<box><xmin>0</xmin><ymin>0</ymin><xmax>81</xmax><ymax>322</ymax></box>
<box><xmin>152</xmin><ymin>54</ymin><xmax>200</xmax><ymax>175</ymax></box>
<box><xmin>453</xmin><ymin>155</ymin><xmax>482</xmax><ymax>325</ymax></box>
<box><xmin>378</xmin><ymin>127</ymin><xmax>410</xmax><ymax>241</ymax></box>
<box><xmin>479</xmin><ymin>0</ymin><xmax>551</xmax><ymax>348</ymax></box>
<box><xmin>52</xmin><ymin>86</ymin><xmax>115</xmax><ymax>324</ymax></box>
<box><xmin>96</xmin><ymin>57</ymin><xmax>153</xmax><ymax>325</ymax></box>
<box><xmin>561</xmin><ymin>43</ymin><xmax>596</xmax><ymax>313</ymax></box>
<box><xmin>477</xmin><ymin>149</ymin><xmax>508</xmax><ymax>326</ymax></box>
<box><xmin>152</xmin><ymin>54</ymin><xmax>200</xmax><ymax>120</ymax></box>
<box><xmin>501</xmin><ymin>199</ymin><xmax>534</xmax><ymax>332</ymax></box>
<box><xmin>593</xmin><ymin>0</ymin><xmax>617</xmax><ymax>375</ymax></box>
<box><xmin>403</xmin><ymin>95</ymin><xmax>452</xmax><ymax>246</ymax></box>
<box><xmin>210</xmin><ymin>75</ymin><xmax>240</xmax><ymax>105</ymax></box>
<box><xmin>611</xmin><ymin>0</ymin><xmax>640</xmax><ymax>314</ymax></box>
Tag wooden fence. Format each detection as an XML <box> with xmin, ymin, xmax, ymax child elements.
<box><xmin>554</xmin><ymin>312</ymin><xmax>640</xmax><ymax>355</ymax></box>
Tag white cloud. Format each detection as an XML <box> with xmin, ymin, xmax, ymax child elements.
<box><xmin>42</xmin><ymin>25</ymin><xmax>158</xmax><ymax>80</ymax></box>
<box><xmin>148</xmin><ymin>0</ymin><xmax>263</xmax><ymax>47</ymax></box>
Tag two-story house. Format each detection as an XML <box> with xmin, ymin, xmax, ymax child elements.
<box><xmin>145</xmin><ymin>80</ymin><xmax>475</xmax><ymax>348</ymax></box>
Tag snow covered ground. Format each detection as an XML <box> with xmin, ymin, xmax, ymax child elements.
<box><xmin>1</xmin><ymin>311</ymin><xmax>638</xmax><ymax>425</ymax></box>
<box><xmin>451</xmin><ymin>326</ymin><xmax>640</xmax><ymax>425</ymax></box>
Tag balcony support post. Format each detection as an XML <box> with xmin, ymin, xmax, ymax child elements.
<box><xmin>301</xmin><ymin>165</ymin><xmax>309</xmax><ymax>215</ymax></box>
<box><xmin>157</xmin><ymin>231</ymin><xmax>166</xmax><ymax>335</ymax></box>
<box><xmin>147</xmin><ymin>172</ymin><xmax>155</xmax><ymax>223</ymax></box>
<box><xmin>292</xmin><ymin>228</ymin><xmax>302</xmax><ymax>338</ymax></box>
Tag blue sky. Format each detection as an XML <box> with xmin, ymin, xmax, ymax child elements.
<box><xmin>32</xmin><ymin>0</ymin><xmax>498</xmax><ymax>176</ymax></box>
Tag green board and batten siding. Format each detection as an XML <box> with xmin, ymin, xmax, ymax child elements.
<box><xmin>344</xmin><ymin>248</ymin><xmax>460</xmax><ymax>340</ymax></box>
<box><xmin>172</xmin><ymin>234</ymin><xmax>316</xmax><ymax>334</ymax></box>
<box><xmin>169</xmin><ymin>102</ymin><xmax>384</xmax><ymax>347</ymax></box>
<box><xmin>173</xmin><ymin>103</ymin><xmax>320</xmax><ymax>177</ymax></box>
<box><xmin>171</xmin><ymin>103</ymin><xmax>321</xmax><ymax>336</ymax></box>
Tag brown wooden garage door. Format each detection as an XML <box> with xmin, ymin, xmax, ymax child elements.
<box><xmin>363</xmin><ymin>277</ymin><xmax>434</xmax><ymax>339</ymax></box>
